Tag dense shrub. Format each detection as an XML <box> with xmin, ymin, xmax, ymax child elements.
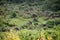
<box><xmin>19</xmin><ymin>29</ymin><xmax>40</xmax><ymax>40</ymax></box>
<box><xmin>46</xmin><ymin>18</ymin><xmax>60</xmax><ymax>28</ymax></box>
<box><xmin>11</xmin><ymin>13</ymin><xmax>17</xmax><ymax>18</ymax></box>
<box><xmin>0</xmin><ymin>30</ymin><xmax>20</xmax><ymax>40</ymax></box>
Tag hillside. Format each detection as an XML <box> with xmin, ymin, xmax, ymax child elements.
<box><xmin>0</xmin><ymin>0</ymin><xmax>60</xmax><ymax>40</ymax></box>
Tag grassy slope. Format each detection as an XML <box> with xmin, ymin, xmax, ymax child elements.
<box><xmin>0</xmin><ymin>1</ymin><xmax>60</xmax><ymax>40</ymax></box>
<box><xmin>8</xmin><ymin>18</ymin><xmax>33</xmax><ymax>26</ymax></box>
<box><xmin>8</xmin><ymin>17</ymin><xmax>46</xmax><ymax>27</ymax></box>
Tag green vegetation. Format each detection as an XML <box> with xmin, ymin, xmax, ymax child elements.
<box><xmin>0</xmin><ymin>0</ymin><xmax>60</xmax><ymax>40</ymax></box>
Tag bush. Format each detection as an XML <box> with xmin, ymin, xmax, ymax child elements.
<box><xmin>46</xmin><ymin>18</ymin><xmax>60</xmax><ymax>28</ymax></box>
<box><xmin>11</xmin><ymin>13</ymin><xmax>17</xmax><ymax>18</ymax></box>
<box><xmin>19</xmin><ymin>29</ymin><xmax>40</xmax><ymax>40</ymax></box>
<box><xmin>0</xmin><ymin>30</ymin><xmax>20</xmax><ymax>40</ymax></box>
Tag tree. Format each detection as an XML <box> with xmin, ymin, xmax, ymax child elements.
<box><xmin>43</xmin><ymin>0</ymin><xmax>60</xmax><ymax>11</ymax></box>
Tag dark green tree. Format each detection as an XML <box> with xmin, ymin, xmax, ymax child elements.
<box><xmin>43</xmin><ymin>0</ymin><xmax>60</xmax><ymax>11</ymax></box>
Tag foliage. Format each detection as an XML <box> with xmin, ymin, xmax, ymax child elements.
<box><xmin>46</xmin><ymin>18</ymin><xmax>60</xmax><ymax>28</ymax></box>
<box><xmin>11</xmin><ymin>12</ymin><xmax>17</xmax><ymax>18</ymax></box>
<box><xmin>43</xmin><ymin>0</ymin><xmax>60</xmax><ymax>11</ymax></box>
<box><xmin>0</xmin><ymin>29</ymin><xmax>20</xmax><ymax>40</ymax></box>
<box><xmin>0</xmin><ymin>0</ymin><xmax>60</xmax><ymax>40</ymax></box>
<box><xmin>19</xmin><ymin>29</ymin><xmax>40</xmax><ymax>40</ymax></box>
